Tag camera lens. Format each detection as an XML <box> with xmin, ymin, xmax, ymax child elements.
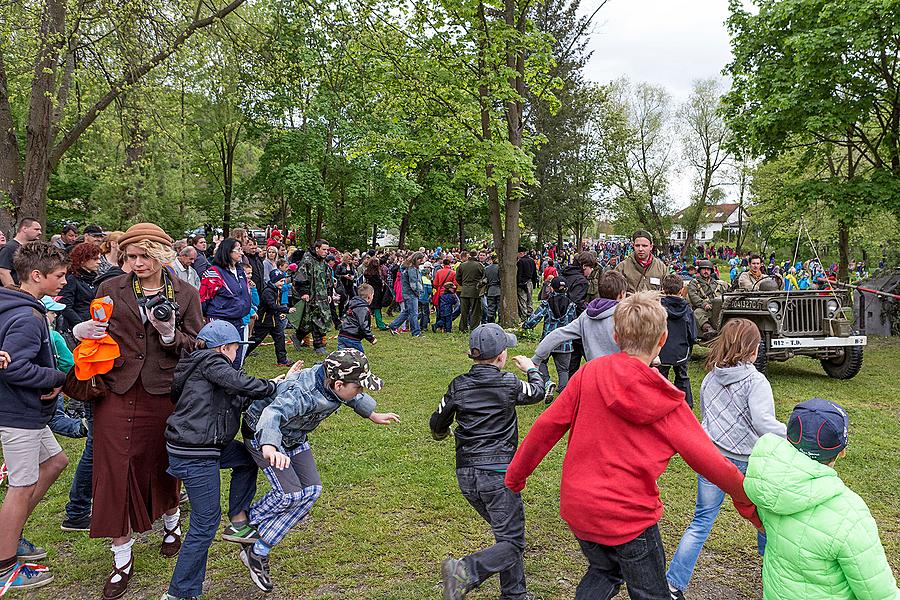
<box><xmin>153</xmin><ymin>304</ymin><xmax>172</xmax><ymax>321</ymax></box>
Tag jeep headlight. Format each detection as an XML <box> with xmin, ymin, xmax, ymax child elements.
<box><xmin>767</xmin><ymin>300</ymin><xmax>781</xmax><ymax>315</ymax></box>
<box><xmin>826</xmin><ymin>299</ymin><xmax>839</xmax><ymax>315</ymax></box>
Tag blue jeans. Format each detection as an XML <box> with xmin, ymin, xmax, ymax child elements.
<box><xmin>65</xmin><ymin>402</ymin><xmax>93</xmax><ymax>521</ymax></box>
<box><xmin>166</xmin><ymin>441</ymin><xmax>259</xmax><ymax>598</ymax></box>
<box><xmin>576</xmin><ymin>525</ymin><xmax>669</xmax><ymax>600</ymax></box>
<box><xmin>389</xmin><ymin>296</ymin><xmax>420</xmax><ymax>336</ymax></box>
<box><xmin>434</xmin><ymin>307</ymin><xmax>461</xmax><ymax>332</ymax></box>
<box><xmin>666</xmin><ymin>458</ymin><xmax>766</xmax><ymax>592</ymax></box>
<box><xmin>337</xmin><ymin>336</ymin><xmax>365</xmax><ymax>353</ymax></box>
<box><xmin>48</xmin><ymin>395</ymin><xmax>84</xmax><ymax>438</ymax></box>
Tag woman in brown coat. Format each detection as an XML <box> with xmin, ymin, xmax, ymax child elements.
<box><xmin>85</xmin><ymin>223</ymin><xmax>203</xmax><ymax>600</ymax></box>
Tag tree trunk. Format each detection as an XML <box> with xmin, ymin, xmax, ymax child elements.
<box><xmin>458</xmin><ymin>214</ymin><xmax>465</xmax><ymax>250</ymax></box>
<box><xmin>305</xmin><ymin>203</ymin><xmax>313</xmax><ymax>247</ymax></box>
<box><xmin>371</xmin><ymin>223</ymin><xmax>378</xmax><ymax>249</ymax></box>
<box><xmin>315</xmin><ymin>205</ymin><xmax>323</xmax><ymax>241</ymax></box>
<box><xmin>837</xmin><ymin>220</ymin><xmax>850</xmax><ymax>282</ymax></box>
<box><xmin>556</xmin><ymin>221</ymin><xmax>563</xmax><ymax>252</ymax></box>
<box><xmin>0</xmin><ymin>52</ymin><xmax>23</xmax><ymax>233</ymax></box>
<box><xmin>397</xmin><ymin>208</ymin><xmax>411</xmax><ymax>250</ymax></box>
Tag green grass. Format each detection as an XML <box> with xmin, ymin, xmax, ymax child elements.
<box><xmin>10</xmin><ymin>331</ymin><xmax>900</xmax><ymax>599</ymax></box>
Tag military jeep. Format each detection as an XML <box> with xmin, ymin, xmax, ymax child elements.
<box><xmin>705</xmin><ymin>282</ymin><xmax>866</xmax><ymax>379</ymax></box>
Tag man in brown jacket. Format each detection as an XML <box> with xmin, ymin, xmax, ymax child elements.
<box><xmin>614</xmin><ymin>230</ymin><xmax>669</xmax><ymax>293</ymax></box>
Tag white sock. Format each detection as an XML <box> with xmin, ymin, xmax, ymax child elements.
<box><xmin>110</xmin><ymin>539</ymin><xmax>134</xmax><ymax>583</ymax></box>
<box><xmin>163</xmin><ymin>509</ymin><xmax>181</xmax><ymax>543</ymax></box>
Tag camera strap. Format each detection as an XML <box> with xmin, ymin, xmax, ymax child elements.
<box><xmin>131</xmin><ymin>271</ymin><xmax>177</xmax><ymax>304</ymax></box>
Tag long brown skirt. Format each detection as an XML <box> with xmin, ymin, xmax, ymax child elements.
<box><xmin>89</xmin><ymin>381</ymin><xmax>180</xmax><ymax>539</ymax></box>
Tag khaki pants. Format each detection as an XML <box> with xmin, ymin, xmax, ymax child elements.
<box><xmin>517</xmin><ymin>283</ymin><xmax>533</xmax><ymax>319</ymax></box>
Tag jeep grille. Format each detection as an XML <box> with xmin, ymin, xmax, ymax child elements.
<box><xmin>783</xmin><ymin>297</ymin><xmax>825</xmax><ymax>335</ymax></box>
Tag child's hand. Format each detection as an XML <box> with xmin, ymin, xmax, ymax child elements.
<box><xmin>369</xmin><ymin>412</ymin><xmax>400</xmax><ymax>425</ymax></box>
<box><xmin>371</xmin><ymin>337</ymin><xmax>377</xmax><ymax>345</ymax></box>
<box><xmin>512</xmin><ymin>355</ymin><xmax>536</xmax><ymax>372</ymax></box>
<box><xmin>261</xmin><ymin>444</ymin><xmax>290</xmax><ymax>470</ymax></box>
<box><xmin>287</xmin><ymin>360</ymin><xmax>304</xmax><ymax>375</ymax></box>
<box><xmin>288</xmin><ymin>307</ymin><xmax>296</xmax><ymax>314</ymax></box>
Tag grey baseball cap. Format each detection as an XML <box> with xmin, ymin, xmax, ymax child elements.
<box><xmin>323</xmin><ymin>348</ymin><xmax>384</xmax><ymax>391</ymax></box>
<box><xmin>469</xmin><ymin>323</ymin><xmax>517</xmax><ymax>360</ymax></box>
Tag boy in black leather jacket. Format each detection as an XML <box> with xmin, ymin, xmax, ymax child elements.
<box><xmin>429</xmin><ymin>323</ymin><xmax>545</xmax><ymax>600</ymax></box>
<box><xmin>163</xmin><ymin>320</ymin><xmax>277</xmax><ymax>600</ymax></box>
<box><xmin>337</xmin><ymin>283</ymin><xmax>377</xmax><ymax>354</ymax></box>
<box><xmin>247</xmin><ymin>269</ymin><xmax>295</xmax><ymax>366</ymax></box>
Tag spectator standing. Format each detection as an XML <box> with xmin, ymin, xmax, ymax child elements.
<box><xmin>199</xmin><ymin>238</ymin><xmax>253</xmax><ymax>367</ymax></box>
<box><xmin>293</xmin><ymin>239</ymin><xmax>333</xmax><ymax>355</ymax></box>
<box><xmin>54</xmin><ymin>224</ymin><xmax>78</xmax><ymax>252</ymax></box>
<box><xmin>456</xmin><ymin>251</ymin><xmax>485</xmax><ymax>332</ymax></box>
<box><xmin>389</xmin><ymin>252</ymin><xmax>425</xmax><ymax>337</ymax></box>
<box><xmin>98</xmin><ymin>232</ymin><xmax>124</xmax><ymax>276</ymax></box>
<box><xmin>614</xmin><ymin>230</ymin><xmax>668</xmax><ymax>293</ymax></box>
<box><xmin>483</xmin><ymin>255</ymin><xmax>501</xmax><ymax>324</ymax></box>
<box><xmin>515</xmin><ymin>248</ymin><xmax>539</xmax><ymax>318</ymax></box>
<box><xmin>0</xmin><ymin>218</ymin><xmax>43</xmax><ymax>287</ymax></box>
<box><xmin>58</xmin><ymin>242</ymin><xmax>101</xmax><ymax>335</ymax></box>
<box><xmin>364</xmin><ymin>258</ymin><xmax>388</xmax><ymax>331</ymax></box>
<box><xmin>170</xmin><ymin>246</ymin><xmax>201</xmax><ymax>290</ymax></box>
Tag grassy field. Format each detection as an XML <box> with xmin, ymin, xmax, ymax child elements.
<box><xmin>11</xmin><ymin>330</ymin><xmax>900</xmax><ymax>599</ymax></box>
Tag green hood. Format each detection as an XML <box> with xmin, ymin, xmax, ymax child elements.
<box><xmin>744</xmin><ymin>434</ymin><xmax>845</xmax><ymax>516</ymax></box>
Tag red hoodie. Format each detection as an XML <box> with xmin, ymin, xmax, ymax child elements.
<box><xmin>505</xmin><ymin>352</ymin><xmax>762</xmax><ymax>546</ymax></box>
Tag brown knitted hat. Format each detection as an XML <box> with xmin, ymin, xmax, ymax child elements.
<box><xmin>117</xmin><ymin>223</ymin><xmax>174</xmax><ymax>250</ymax></box>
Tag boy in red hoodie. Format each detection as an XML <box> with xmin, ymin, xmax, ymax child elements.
<box><xmin>505</xmin><ymin>291</ymin><xmax>762</xmax><ymax>599</ymax></box>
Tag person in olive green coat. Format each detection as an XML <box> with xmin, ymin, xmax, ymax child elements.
<box><xmin>614</xmin><ymin>230</ymin><xmax>668</xmax><ymax>293</ymax></box>
<box><xmin>455</xmin><ymin>253</ymin><xmax>485</xmax><ymax>333</ymax></box>
<box><xmin>744</xmin><ymin>399</ymin><xmax>899</xmax><ymax>600</ymax></box>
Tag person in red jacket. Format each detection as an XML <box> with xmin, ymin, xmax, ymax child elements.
<box><xmin>505</xmin><ymin>291</ymin><xmax>763</xmax><ymax>600</ymax></box>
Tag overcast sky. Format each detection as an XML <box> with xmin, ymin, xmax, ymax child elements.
<box><xmin>580</xmin><ymin>0</ymin><xmax>734</xmax><ymax>99</ymax></box>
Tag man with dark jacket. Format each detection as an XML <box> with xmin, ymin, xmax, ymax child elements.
<box><xmin>0</xmin><ymin>241</ymin><xmax>70</xmax><ymax>591</ymax></box>
<box><xmin>515</xmin><ymin>248</ymin><xmax>539</xmax><ymax>318</ymax></box>
<box><xmin>483</xmin><ymin>256</ymin><xmax>501</xmax><ymax>323</ymax></box>
<box><xmin>243</xmin><ymin>237</ymin><xmax>265</xmax><ymax>292</ymax></box>
<box><xmin>456</xmin><ymin>252</ymin><xmax>485</xmax><ymax>332</ymax></box>
<box><xmin>559</xmin><ymin>251</ymin><xmax>598</xmax><ymax>379</ymax></box>
<box><xmin>430</xmin><ymin>324</ymin><xmax>546</xmax><ymax>600</ymax></box>
<box><xmin>657</xmin><ymin>275</ymin><xmax>697</xmax><ymax>407</ymax></box>
<box><xmin>247</xmin><ymin>270</ymin><xmax>295</xmax><ymax>366</ymax></box>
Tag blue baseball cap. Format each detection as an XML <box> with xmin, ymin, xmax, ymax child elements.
<box><xmin>197</xmin><ymin>320</ymin><xmax>250</xmax><ymax>348</ymax></box>
<box><xmin>41</xmin><ymin>295</ymin><xmax>66</xmax><ymax>312</ymax></box>
<box><xmin>787</xmin><ymin>398</ymin><xmax>849</xmax><ymax>463</ymax></box>
<box><xmin>269</xmin><ymin>269</ymin><xmax>288</xmax><ymax>284</ymax></box>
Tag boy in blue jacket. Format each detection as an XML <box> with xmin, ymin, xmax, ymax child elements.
<box><xmin>0</xmin><ymin>241</ymin><xmax>71</xmax><ymax>592</ymax></box>
<box><xmin>238</xmin><ymin>349</ymin><xmax>400</xmax><ymax>592</ymax></box>
<box><xmin>656</xmin><ymin>274</ymin><xmax>697</xmax><ymax>407</ymax></box>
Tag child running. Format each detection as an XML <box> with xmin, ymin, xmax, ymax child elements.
<box><xmin>745</xmin><ymin>400</ymin><xmax>900</xmax><ymax>599</ymax></box>
<box><xmin>247</xmin><ymin>269</ymin><xmax>295</xmax><ymax>366</ymax></box>
<box><xmin>665</xmin><ymin>318</ymin><xmax>785</xmax><ymax>598</ymax></box>
<box><xmin>239</xmin><ymin>349</ymin><xmax>399</xmax><ymax>593</ymax></box>
<box><xmin>337</xmin><ymin>283</ymin><xmax>377</xmax><ymax>353</ymax></box>
<box><xmin>505</xmin><ymin>292</ymin><xmax>763</xmax><ymax>599</ymax></box>
<box><xmin>431</xmin><ymin>323</ymin><xmax>545</xmax><ymax>600</ymax></box>
<box><xmin>163</xmin><ymin>320</ymin><xmax>278</xmax><ymax>600</ymax></box>
<box><xmin>522</xmin><ymin>276</ymin><xmax>575</xmax><ymax>401</ymax></box>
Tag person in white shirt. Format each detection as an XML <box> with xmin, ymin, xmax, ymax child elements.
<box><xmin>171</xmin><ymin>246</ymin><xmax>200</xmax><ymax>289</ymax></box>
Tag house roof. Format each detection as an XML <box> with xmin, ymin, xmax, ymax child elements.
<box><xmin>673</xmin><ymin>203</ymin><xmax>743</xmax><ymax>224</ymax></box>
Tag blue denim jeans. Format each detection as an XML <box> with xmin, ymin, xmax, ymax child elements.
<box><xmin>575</xmin><ymin>525</ymin><xmax>669</xmax><ymax>600</ymax></box>
<box><xmin>48</xmin><ymin>395</ymin><xmax>84</xmax><ymax>438</ymax></box>
<box><xmin>166</xmin><ymin>441</ymin><xmax>259</xmax><ymax>598</ymax></box>
<box><xmin>389</xmin><ymin>296</ymin><xmax>420</xmax><ymax>336</ymax></box>
<box><xmin>666</xmin><ymin>457</ymin><xmax>766</xmax><ymax>592</ymax></box>
<box><xmin>456</xmin><ymin>468</ymin><xmax>528</xmax><ymax>600</ymax></box>
<box><xmin>65</xmin><ymin>401</ymin><xmax>93</xmax><ymax>521</ymax></box>
<box><xmin>337</xmin><ymin>336</ymin><xmax>365</xmax><ymax>353</ymax></box>
<box><xmin>434</xmin><ymin>307</ymin><xmax>461</xmax><ymax>332</ymax></box>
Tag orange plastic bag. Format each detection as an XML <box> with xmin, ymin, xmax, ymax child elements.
<box><xmin>73</xmin><ymin>296</ymin><xmax>121</xmax><ymax>380</ymax></box>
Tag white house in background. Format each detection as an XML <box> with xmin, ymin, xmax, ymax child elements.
<box><xmin>669</xmin><ymin>203</ymin><xmax>750</xmax><ymax>244</ymax></box>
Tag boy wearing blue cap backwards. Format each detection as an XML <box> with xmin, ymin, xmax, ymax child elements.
<box><xmin>240</xmin><ymin>348</ymin><xmax>399</xmax><ymax>593</ymax></box>
<box><xmin>246</xmin><ymin>269</ymin><xmax>296</xmax><ymax>366</ymax></box>
<box><xmin>162</xmin><ymin>319</ymin><xmax>279</xmax><ymax>600</ymax></box>
<box><xmin>430</xmin><ymin>323</ymin><xmax>546</xmax><ymax>600</ymax></box>
<box><xmin>744</xmin><ymin>399</ymin><xmax>899</xmax><ymax>600</ymax></box>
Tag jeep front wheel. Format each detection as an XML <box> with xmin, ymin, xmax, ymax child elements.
<box><xmin>754</xmin><ymin>334</ymin><xmax>768</xmax><ymax>377</ymax></box>
<box><xmin>820</xmin><ymin>345</ymin><xmax>864</xmax><ymax>380</ymax></box>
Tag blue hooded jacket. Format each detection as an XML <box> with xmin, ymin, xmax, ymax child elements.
<box><xmin>0</xmin><ymin>287</ymin><xmax>67</xmax><ymax>428</ymax></box>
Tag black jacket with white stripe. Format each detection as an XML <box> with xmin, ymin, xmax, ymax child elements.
<box><xmin>429</xmin><ymin>363</ymin><xmax>545</xmax><ymax>468</ymax></box>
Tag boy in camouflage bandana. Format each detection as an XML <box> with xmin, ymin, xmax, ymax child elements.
<box><xmin>238</xmin><ymin>349</ymin><xmax>400</xmax><ymax>592</ymax></box>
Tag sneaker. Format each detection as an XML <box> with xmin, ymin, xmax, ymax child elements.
<box><xmin>314</xmin><ymin>347</ymin><xmax>327</xmax><ymax>356</ymax></box>
<box><xmin>61</xmin><ymin>514</ymin><xmax>91</xmax><ymax>532</ymax></box>
<box><xmin>544</xmin><ymin>381</ymin><xmax>557</xmax><ymax>404</ymax></box>
<box><xmin>0</xmin><ymin>562</ymin><xmax>53</xmax><ymax>591</ymax></box>
<box><xmin>389</xmin><ymin>327</ymin><xmax>399</xmax><ymax>336</ymax></box>
<box><xmin>240</xmin><ymin>546</ymin><xmax>273</xmax><ymax>593</ymax></box>
<box><xmin>16</xmin><ymin>537</ymin><xmax>47</xmax><ymax>561</ymax></box>
<box><xmin>671</xmin><ymin>589</ymin><xmax>686</xmax><ymax>600</ymax></box>
<box><xmin>440</xmin><ymin>557</ymin><xmax>470</xmax><ymax>600</ymax></box>
<box><xmin>222</xmin><ymin>523</ymin><xmax>260</xmax><ymax>545</ymax></box>
<box><xmin>160</xmin><ymin>594</ymin><xmax>199</xmax><ymax>600</ymax></box>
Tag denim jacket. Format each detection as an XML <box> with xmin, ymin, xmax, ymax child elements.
<box><xmin>243</xmin><ymin>364</ymin><xmax>376</xmax><ymax>450</ymax></box>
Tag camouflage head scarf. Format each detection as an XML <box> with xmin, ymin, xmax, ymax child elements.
<box><xmin>323</xmin><ymin>348</ymin><xmax>384</xmax><ymax>391</ymax></box>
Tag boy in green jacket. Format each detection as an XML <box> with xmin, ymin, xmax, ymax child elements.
<box><xmin>744</xmin><ymin>399</ymin><xmax>899</xmax><ymax>600</ymax></box>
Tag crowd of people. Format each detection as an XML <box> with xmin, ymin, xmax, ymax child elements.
<box><xmin>0</xmin><ymin>218</ymin><xmax>895</xmax><ymax>600</ymax></box>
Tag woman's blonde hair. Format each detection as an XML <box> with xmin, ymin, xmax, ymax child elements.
<box><xmin>121</xmin><ymin>238</ymin><xmax>176</xmax><ymax>265</ymax></box>
<box><xmin>613</xmin><ymin>291</ymin><xmax>667</xmax><ymax>356</ymax></box>
<box><xmin>705</xmin><ymin>318</ymin><xmax>761</xmax><ymax>370</ymax></box>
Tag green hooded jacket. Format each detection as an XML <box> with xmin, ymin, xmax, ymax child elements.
<box><xmin>744</xmin><ymin>434</ymin><xmax>899</xmax><ymax>600</ymax></box>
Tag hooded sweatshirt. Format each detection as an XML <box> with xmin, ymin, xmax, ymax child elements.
<box><xmin>659</xmin><ymin>295</ymin><xmax>696</xmax><ymax>365</ymax></box>
<box><xmin>0</xmin><ymin>287</ymin><xmax>67</xmax><ymax>428</ymax></box>
<box><xmin>700</xmin><ymin>363</ymin><xmax>786</xmax><ymax>461</ymax></box>
<box><xmin>506</xmin><ymin>352</ymin><xmax>761</xmax><ymax>545</ymax></box>
<box><xmin>532</xmin><ymin>298</ymin><xmax>619</xmax><ymax>364</ymax></box>
<box><xmin>745</xmin><ymin>434</ymin><xmax>899</xmax><ymax>600</ymax></box>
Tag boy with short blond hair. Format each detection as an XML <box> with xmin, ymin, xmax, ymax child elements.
<box><xmin>505</xmin><ymin>291</ymin><xmax>763</xmax><ymax>599</ymax></box>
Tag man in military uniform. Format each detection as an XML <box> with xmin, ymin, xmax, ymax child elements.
<box><xmin>294</xmin><ymin>239</ymin><xmax>332</xmax><ymax>355</ymax></box>
<box><xmin>614</xmin><ymin>230</ymin><xmax>668</xmax><ymax>293</ymax></box>
<box><xmin>687</xmin><ymin>259</ymin><xmax>726</xmax><ymax>339</ymax></box>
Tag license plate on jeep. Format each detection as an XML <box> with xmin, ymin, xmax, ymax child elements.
<box><xmin>771</xmin><ymin>336</ymin><xmax>867</xmax><ymax>348</ymax></box>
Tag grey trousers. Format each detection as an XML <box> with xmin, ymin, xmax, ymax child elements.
<box><xmin>516</xmin><ymin>283</ymin><xmax>533</xmax><ymax>319</ymax></box>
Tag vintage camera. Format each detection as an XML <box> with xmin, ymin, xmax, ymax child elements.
<box><xmin>144</xmin><ymin>295</ymin><xmax>179</xmax><ymax>321</ymax></box>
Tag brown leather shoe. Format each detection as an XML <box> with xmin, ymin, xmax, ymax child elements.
<box><xmin>160</xmin><ymin>524</ymin><xmax>181</xmax><ymax>558</ymax></box>
<box><xmin>102</xmin><ymin>555</ymin><xmax>133</xmax><ymax>600</ymax></box>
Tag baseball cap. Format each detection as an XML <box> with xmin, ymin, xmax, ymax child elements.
<box><xmin>83</xmin><ymin>224</ymin><xmax>107</xmax><ymax>237</ymax></box>
<box><xmin>269</xmin><ymin>269</ymin><xmax>287</xmax><ymax>284</ymax></box>
<box><xmin>323</xmin><ymin>349</ymin><xmax>384</xmax><ymax>391</ymax></box>
<box><xmin>697</xmin><ymin>260</ymin><xmax>714</xmax><ymax>270</ymax></box>
<box><xmin>469</xmin><ymin>323</ymin><xmax>517</xmax><ymax>360</ymax></box>
<box><xmin>41</xmin><ymin>295</ymin><xmax>66</xmax><ymax>312</ymax></box>
<box><xmin>787</xmin><ymin>398</ymin><xmax>849</xmax><ymax>463</ymax></box>
<box><xmin>550</xmin><ymin>276</ymin><xmax>567</xmax><ymax>292</ymax></box>
<box><xmin>197</xmin><ymin>320</ymin><xmax>250</xmax><ymax>348</ymax></box>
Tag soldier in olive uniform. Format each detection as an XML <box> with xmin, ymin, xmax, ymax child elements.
<box><xmin>687</xmin><ymin>259</ymin><xmax>726</xmax><ymax>338</ymax></box>
<box><xmin>294</xmin><ymin>239</ymin><xmax>332</xmax><ymax>355</ymax></box>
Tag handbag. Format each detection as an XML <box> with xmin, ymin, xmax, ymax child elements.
<box><xmin>62</xmin><ymin>368</ymin><xmax>107</xmax><ymax>403</ymax></box>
